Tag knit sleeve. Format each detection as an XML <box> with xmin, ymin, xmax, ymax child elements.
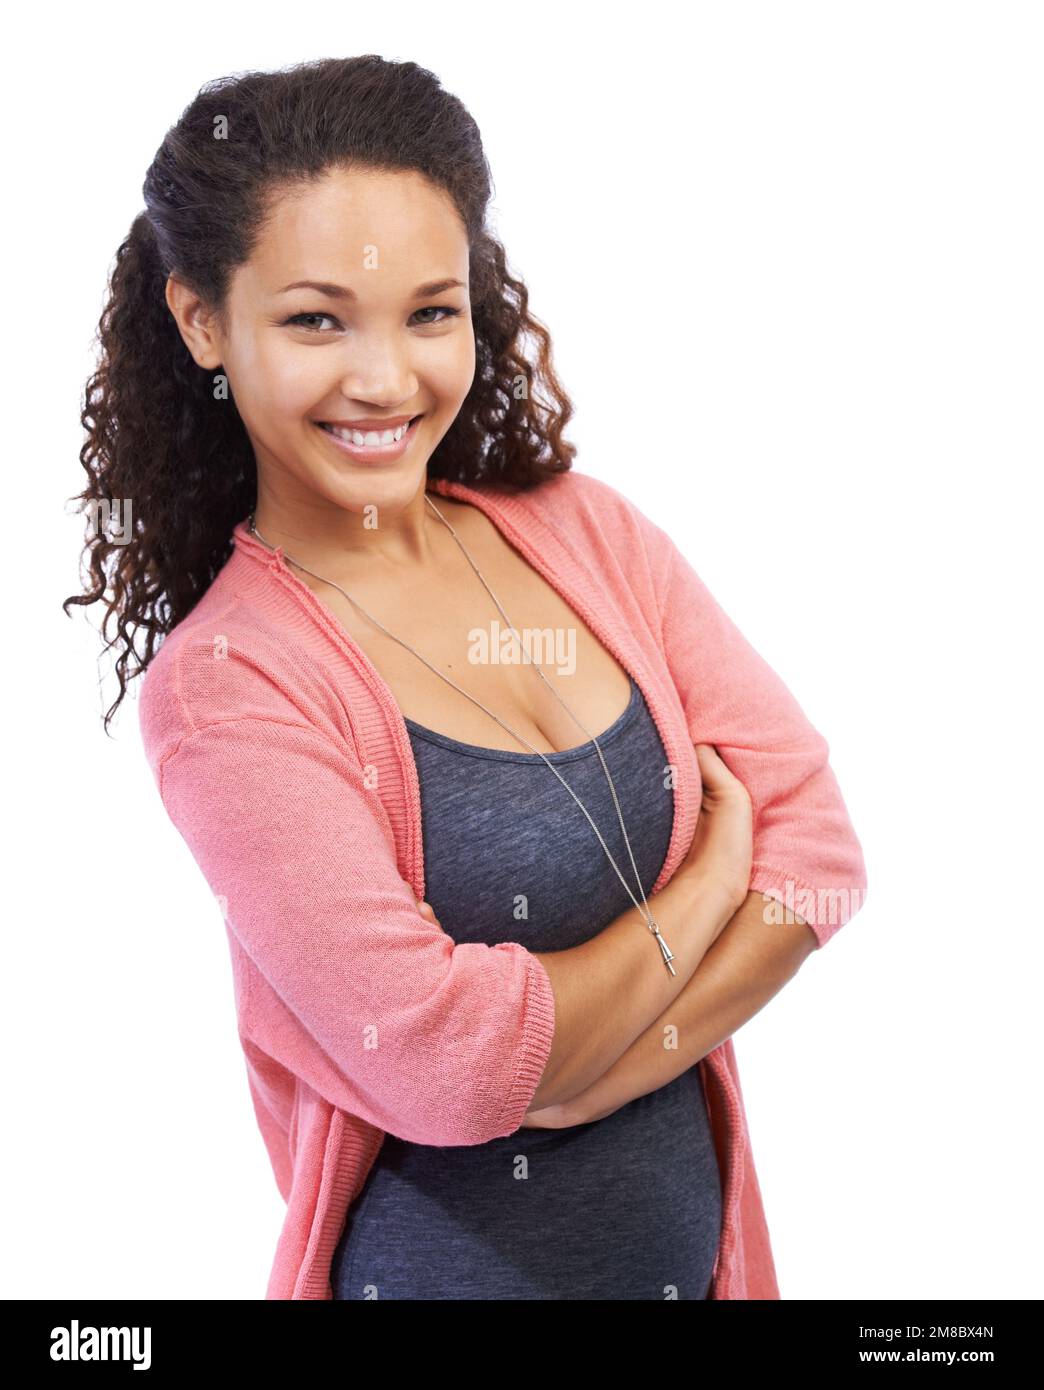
<box><xmin>639</xmin><ymin>510</ymin><xmax>868</xmax><ymax>948</ymax></box>
<box><xmin>153</xmin><ymin>713</ymin><xmax>557</xmax><ymax>1145</ymax></box>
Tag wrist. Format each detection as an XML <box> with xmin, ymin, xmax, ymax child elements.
<box><xmin>558</xmin><ymin>1084</ymin><xmax>613</xmax><ymax>1128</ymax></box>
<box><xmin>671</xmin><ymin>867</ymin><xmax>741</xmax><ymax>933</ymax></box>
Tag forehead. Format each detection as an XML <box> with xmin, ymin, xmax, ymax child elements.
<box><xmin>246</xmin><ymin>167</ymin><xmax>469</xmax><ymax>290</ymax></box>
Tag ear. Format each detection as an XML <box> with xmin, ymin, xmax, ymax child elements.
<box><xmin>165</xmin><ymin>273</ymin><xmax>225</xmax><ymax>370</ymax></box>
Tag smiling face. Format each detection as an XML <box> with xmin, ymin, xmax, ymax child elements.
<box><xmin>168</xmin><ymin>164</ymin><xmax>476</xmax><ymax>533</ymax></box>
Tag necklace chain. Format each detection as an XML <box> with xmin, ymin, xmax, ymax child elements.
<box><xmin>248</xmin><ymin>495</ymin><xmax>676</xmax><ymax>974</ymax></box>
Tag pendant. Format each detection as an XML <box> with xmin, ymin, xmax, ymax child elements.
<box><xmin>649</xmin><ymin>921</ymin><xmax>677</xmax><ymax>976</ymax></box>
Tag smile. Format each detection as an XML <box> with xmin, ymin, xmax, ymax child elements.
<box><xmin>319</xmin><ymin>418</ymin><xmax>415</xmax><ymax>446</ymax></box>
<box><xmin>314</xmin><ymin>414</ymin><xmax>423</xmax><ymax>463</ymax></box>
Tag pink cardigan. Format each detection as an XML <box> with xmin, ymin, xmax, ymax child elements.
<box><xmin>137</xmin><ymin>467</ymin><xmax>868</xmax><ymax>1299</ymax></box>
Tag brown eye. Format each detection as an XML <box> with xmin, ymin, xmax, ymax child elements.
<box><xmin>285</xmin><ymin>313</ymin><xmax>339</xmax><ymax>332</ymax></box>
<box><xmin>411</xmin><ymin>306</ymin><xmax>462</xmax><ymax>326</ymax></box>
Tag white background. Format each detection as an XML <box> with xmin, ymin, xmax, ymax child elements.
<box><xmin>6</xmin><ymin>0</ymin><xmax>1041</xmax><ymax>1300</ymax></box>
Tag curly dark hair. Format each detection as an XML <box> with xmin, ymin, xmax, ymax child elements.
<box><xmin>64</xmin><ymin>54</ymin><xmax>577</xmax><ymax>734</ymax></box>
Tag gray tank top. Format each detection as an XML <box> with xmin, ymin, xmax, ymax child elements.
<box><xmin>331</xmin><ymin>673</ymin><xmax>722</xmax><ymax>1299</ymax></box>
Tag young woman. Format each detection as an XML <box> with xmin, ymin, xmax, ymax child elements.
<box><xmin>66</xmin><ymin>55</ymin><xmax>867</xmax><ymax>1300</ymax></box>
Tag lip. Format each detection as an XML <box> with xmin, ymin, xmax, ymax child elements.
<box><xmin>314</xmin><ymin>413</ymin><xmax>423</xmax><ymax>464</ymax></box>
<box><xmin>319</xmin><ymin>414</ymin><xmax>417</xmax><ymax>431</ymax></box>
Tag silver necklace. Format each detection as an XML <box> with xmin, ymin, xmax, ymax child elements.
<box><xmin>248</xmin><ymin>495</ymin><xmax>676</xmax><ymax>974</ymax></box>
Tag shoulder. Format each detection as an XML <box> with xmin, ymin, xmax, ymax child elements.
<box><xmin>136</xmin><ymin>570</ymin><xmax>341</xmax><ymax>777</ymax></box>
<box><xmin>498</xmin><ymin>467</ymin><xmax>675</xmax><ymax>590</ymax></box>
<box><xmin>489</xmin><ymin>466</ymin><xmax>663</xmax><ymax>542</ymax></box>
<box><xmin>512</xmin><ymin>466</ymin><xmax>637</xmax><ymax>518</ymax></box>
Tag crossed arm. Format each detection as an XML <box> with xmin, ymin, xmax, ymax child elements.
<box><xmin>522</xmin><ymin>890</ymin><xmax>817</xmax><ymax>1128</ymax></box>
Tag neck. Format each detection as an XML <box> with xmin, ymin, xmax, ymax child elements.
<box><xmin>251</xmin><ymin>480</ymin><xmax>447</xmax><ymax>572</ymax></box>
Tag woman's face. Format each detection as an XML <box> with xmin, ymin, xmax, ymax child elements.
<box><xmin>171</xmin><ymin>165</ymin><xmax>475</xmax><ymax>527</ymax></box>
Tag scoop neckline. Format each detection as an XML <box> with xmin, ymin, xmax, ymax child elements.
<box><xmin>402</xmin><ymin>674</ymin><xmax>641</xmax><ymax>764</ymax></box>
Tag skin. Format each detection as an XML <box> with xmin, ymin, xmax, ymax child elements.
<box><xmin>415</xmin><ymin>891</ymin><xmax>815</xmax><ymax>1128</ymax></box>
<box><xmin>519</xmin><ymin>893</ymin><xmax>816</xmax><ymax>1126</ymax></box>
<box><xmin>166</xmin><ymin>164</ymin><xmax>475</xmax><ymax>570</ymax></box>
<box><xmin>167</xmin><ymin>163</ymin><xmax>815</xmax><ymax>1124</ymax></box>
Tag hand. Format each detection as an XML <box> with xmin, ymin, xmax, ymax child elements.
<box><xmin>415</xmin><ymin>897</ymin><xmax>441</xmax><ymax>926</ymax></box>
<box><xmin>519</xmin><ymin>1101</ymin><xmax>577</xmax><ymax>1129</ymax></box>
<box><xmin>521</xmin><ymin>1092</ymin><xmax>624</xmax><ymax>1128</ymax></box>
<box><xmin>413</xmin><ymin>896</ymin><xmax>591</xmax><ymax>1130</ymax></box>
<box><xmin>414</xmin><ymin>897</ymin><xmax>627</xmax><ymax>1131</ymax></box>
<box><xmin>679</xmin><ymin>743</ymin><xmax>754</xmax><ymax>918</ymax></box>
<box><xmin>417</xmin><ymin>890</ymin><xmax>626</xmax><ymax>1132</ymax></box>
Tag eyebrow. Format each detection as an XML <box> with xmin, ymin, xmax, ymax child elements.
<box><xmin>276</xmin><ymin>277</ymin><xmax>466</xmax><ymax>300</ymax></box>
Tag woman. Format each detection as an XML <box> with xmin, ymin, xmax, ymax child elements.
<box><xmin>65</xmin><ymin>55</ymin><xmax>867</xmax><ymax>1300</ymax></box>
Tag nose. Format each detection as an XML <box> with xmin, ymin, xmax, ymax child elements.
<box><xmin>334</xmin><ymin>328</ymin><xmax>418</xmax><ymax>407</ymax></box>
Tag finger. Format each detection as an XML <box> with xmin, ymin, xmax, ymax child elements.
<box><xmin>695</xmin><ymin>743</ymin><xmax>744</xmax><ymax>790</ymax></box>
<box><xmin>694</xmin><ymin>743</ymin><xmax>727</xmax><ymax>774</ymax></box>
<box><xmin>695</xmin><ymin>745</ymin><xmax>752</xmax><ymax>812</ymax></box>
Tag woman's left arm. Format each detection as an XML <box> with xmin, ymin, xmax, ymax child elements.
<box><xmin>524</xmin><ymin>889</ymin><xmax>815</xmax><ymax>1126</ymax></box>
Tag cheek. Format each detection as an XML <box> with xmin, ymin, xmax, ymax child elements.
<box><xmin>246</xmin><ymin>339</ymin><xmax>323</xmax><ymax>418</ymax></box>
<box><xmin>427</xmin><ymin>330</ymin><xmax>476</xmax><ymax>406</ymax></box>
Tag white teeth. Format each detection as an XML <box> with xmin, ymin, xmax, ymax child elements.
<box><xmin>322</xmin><ymin>419</ymin><xmax>412</xmax><ymax>446</ymax></box>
